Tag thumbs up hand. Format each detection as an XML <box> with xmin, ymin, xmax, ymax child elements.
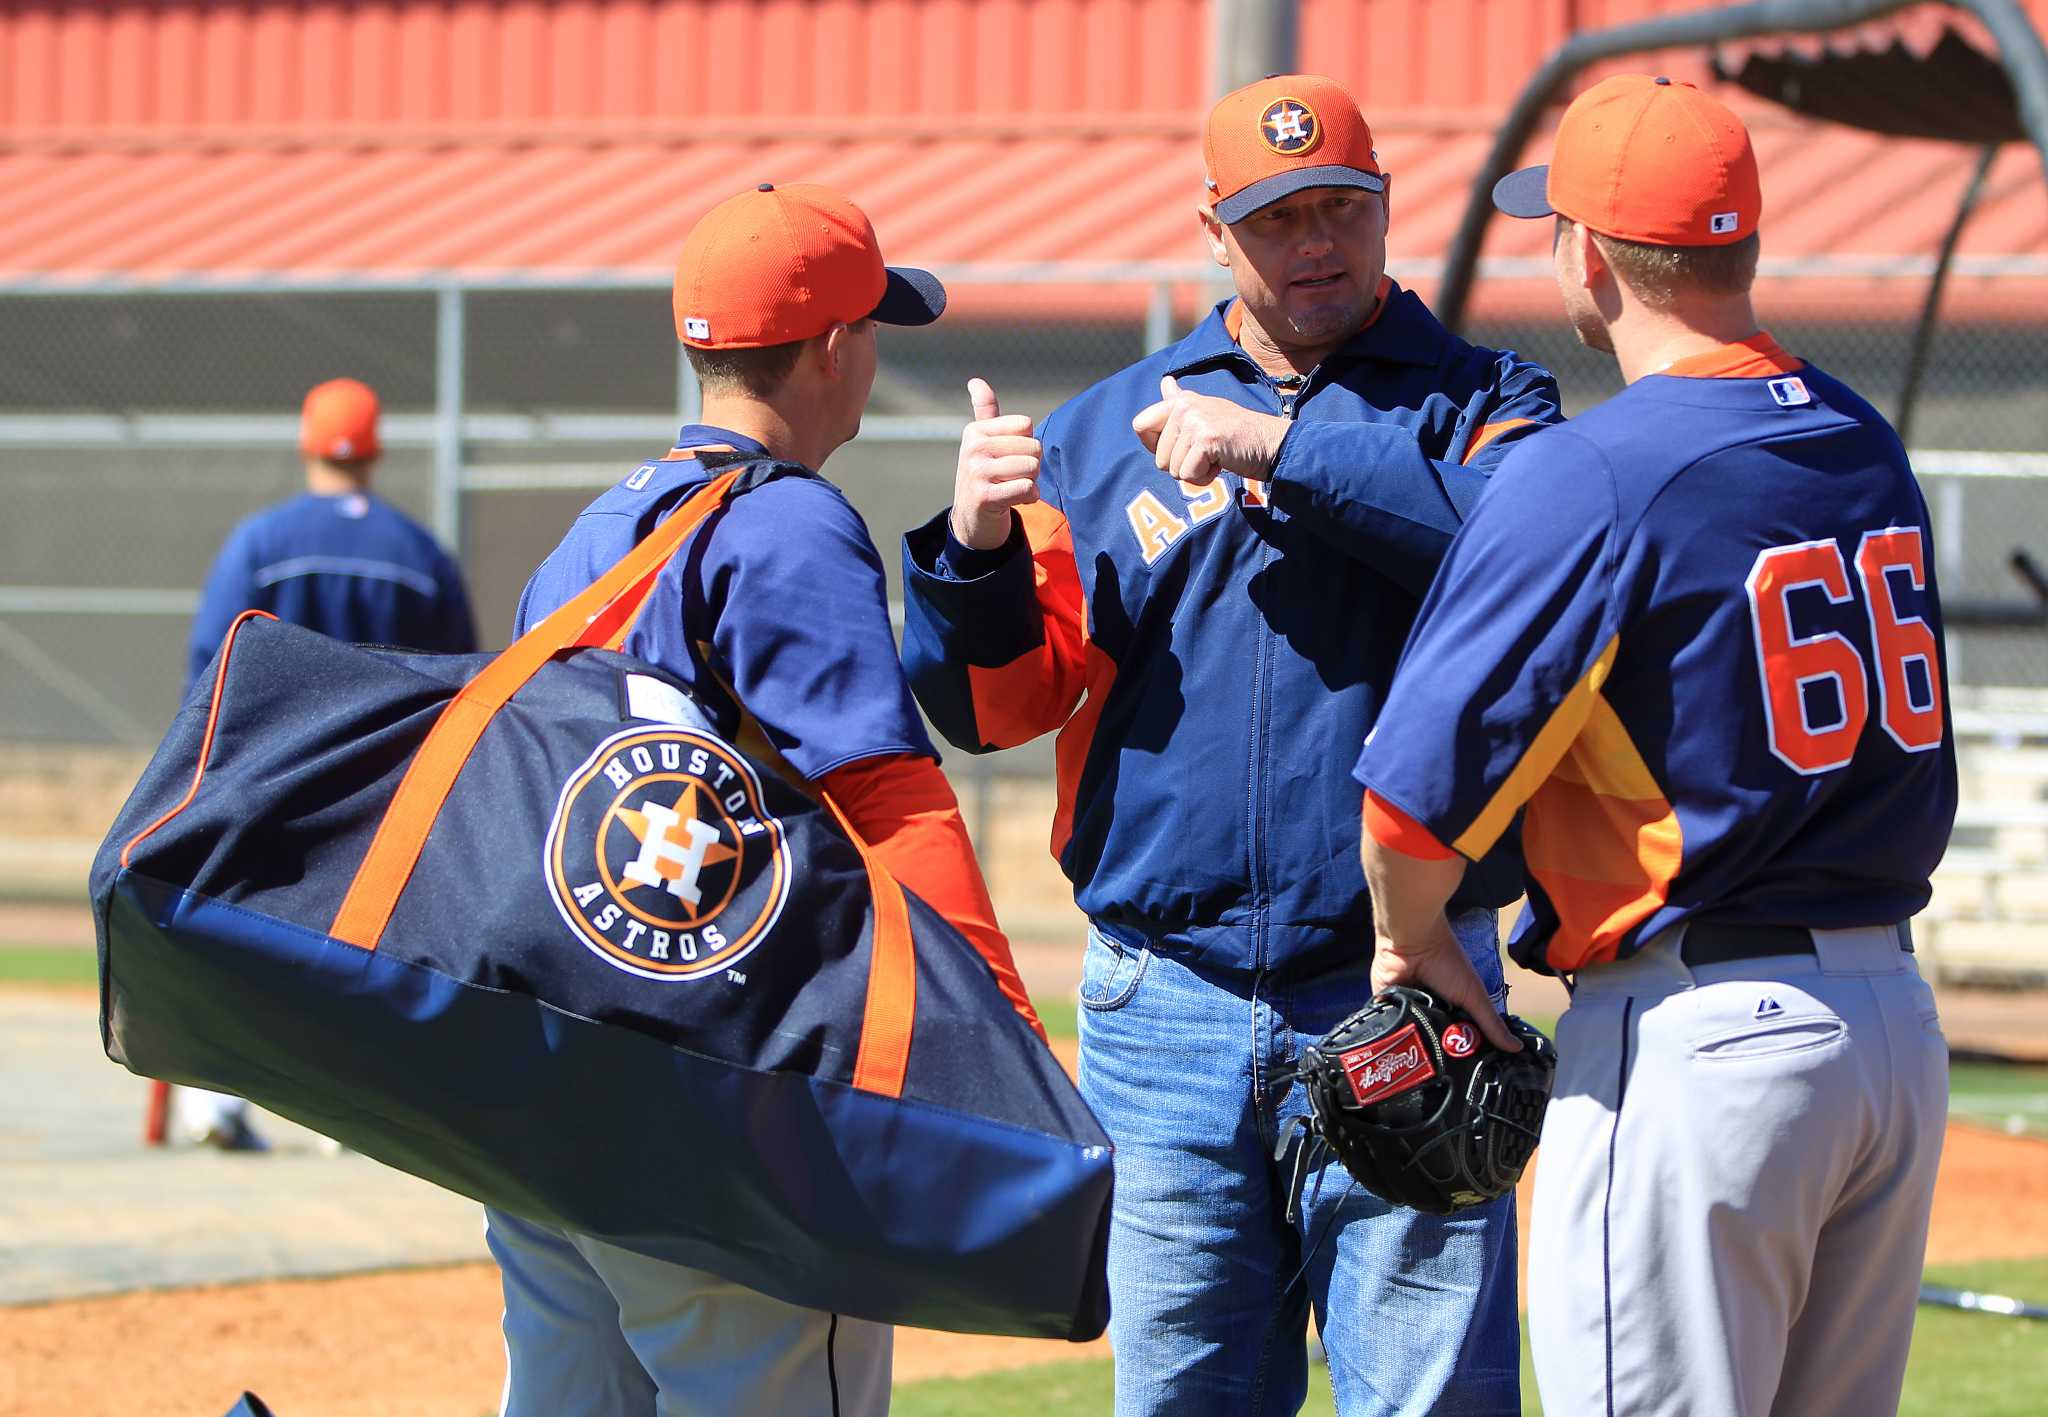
<box><xmin>950</xmin><ymin>377</ymin><xmax>1043</xmax><ymax>551</ymax></box>
<box><xmin>1131</xmin><ymin>375</ymin><xmax>1290</xmax><ymax>488</ymax></box>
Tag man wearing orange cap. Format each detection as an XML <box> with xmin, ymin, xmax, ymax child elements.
<box><xmin>1357</xmin><ymin>76</ymin><xmax>1953</xmax><ymax>1414</ymax></box>
<box><xmin>901</xmin><ymin>76</ymin><xmax>1563</xmax><ymax>1415</ymax></box>
<box><xmin>487</xmin><ymin>183</ymin><xmax>1039</xmax><ymax>1416</ymax></box>
<box><xmin>174</xmin><ymin>375</ymin><xmax>476</xmax><ymax>1151</ymax></box>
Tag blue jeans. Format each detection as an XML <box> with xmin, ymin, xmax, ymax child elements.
<box><xmin>1076</xmin><ymin>915</ymin><xmax>1520</xmax><ymax>1417</ymax></box>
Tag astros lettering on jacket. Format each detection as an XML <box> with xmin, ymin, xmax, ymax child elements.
<box><xmin>544</xmin><ymin>725</ymin><xmax>790</xmax><ymax>981</ymax></box>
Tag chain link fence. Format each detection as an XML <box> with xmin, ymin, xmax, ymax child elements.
<box><xmin>3</xmin><ymin>267</ymin><xmax>2043</xmax><ymax>752</ymax></box>
<box><xmin>4</xmin><ymin>268</ymin><xmax>2046</xmax><ymax>967</ymax></box>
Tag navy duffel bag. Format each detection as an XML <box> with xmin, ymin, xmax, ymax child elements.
<box><xmin>93</xmin><ymin>466</ymin><xmax>1112</xmax><ymax>1340</ymax></box>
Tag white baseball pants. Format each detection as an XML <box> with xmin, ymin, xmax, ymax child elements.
<box><xmin>1527</xmin><ymin>922</ymin><xmax>1947</xmax><ymax>1417</ymax></box>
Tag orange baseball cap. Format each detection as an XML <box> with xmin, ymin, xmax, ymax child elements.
<box><xmin>1204</xmin><ymin>74</ymin><xmax>1385</xmax><ymax>225</ymax></box>
<box><xmin>672</xmin><ymin>182</ymin><xmax>945</xmax><ymax>349</ymax></box>
<box><xmin>300</xmin><ymin>378</ymin><xmax>380</xmax><ymax>462</ymax></box>
<box><xmin>1493</xmin><ymin>74</ymin><xmax>1761</xmax><ymax>246</ymax></box>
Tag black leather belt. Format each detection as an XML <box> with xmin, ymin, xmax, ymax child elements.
<box><xmin>1681</xmin><ymin>921</ymin><xmax>1913</xmax><ymax>966</ymax></box>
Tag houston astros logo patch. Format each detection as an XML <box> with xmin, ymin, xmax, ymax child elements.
<box><xmin>1260</xmin><ymin>98</ymin><xmax>1320</xmax><ymax>155</ymax></box>
<box><xmin>544</xmin><ymin>726</ymin><xmax>790</xmax><ymax>981</ymax></box>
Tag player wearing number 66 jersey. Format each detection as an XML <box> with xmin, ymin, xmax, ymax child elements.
<box><xmin>1355</xmin><ymin>76</ymin><xmax>1954</xmax><ymax>1416</ymax></box>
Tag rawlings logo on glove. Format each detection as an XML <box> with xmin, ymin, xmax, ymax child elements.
<box><xmin>1338</xmin><ymin>1024</ymin><xmax>1434</xmax><ymax>1105</ymax></box>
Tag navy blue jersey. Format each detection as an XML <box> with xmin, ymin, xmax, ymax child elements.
<box><xmin>1357</xmin><ymin>336</ymin><xmax>1958</xmax><ymax>975</ymax></box>
<box><xmin>186</xmin><ymin>491</ymin><xmax>476</xmax><ymax>691</ymax></box>
<box><xmin>517</xmin><ymin>427</ymin><xmax>936</xmax><ymax>784</ymax></box>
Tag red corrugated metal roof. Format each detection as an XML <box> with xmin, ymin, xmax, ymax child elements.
<box><xmin>16</xmin><ymin>1</ymin><xmax>2048</xmax><ymax>142</ymax></box>
<box><xmin>0</xmin><ymin>0</ymin><xmax>1211</xmax><ymax>136</ymax></box>
<box><xmin>2</xmin><ymin>113</ymin><xmax>2040</xmax><ymax>322</ymax></box>
<box><xmin>3</xmin><ymin>1</ymin><xmax>2045</xmax><ymax>319</ymax></box>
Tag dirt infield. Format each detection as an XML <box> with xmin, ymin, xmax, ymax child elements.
<box><xmin>12</xmin><ymin>874</ymin><xmax>2048</xmax><ymax>1415</ymax></box>
<box><xmin>6</xmin><ymin>1119</ymin><xmax>2043</xmax><ymax>1417</ymax></box>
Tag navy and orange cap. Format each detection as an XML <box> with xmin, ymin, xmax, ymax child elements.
<box><xmin>300</xmin><ymin>378</ymin><xmax>380</xmax><ymax>462</ymax></box>
<box><xmin>672</xmin><ymin>183</ymin><xmax>946</xmax><ymax>349</ymax></box>
<box><xmin>1204</xmin><ymin>74</ymin><xmax>1385</xmax><ymax>225</ymax></box>
<box><xmin>1494</xmin><ymin>74</ymin><xmax>1761</xmax><ymax>246</ymax></box>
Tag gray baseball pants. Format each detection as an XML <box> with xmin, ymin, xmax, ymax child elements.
<box><xmin>487</xmin><ymin>1208</ymin><xmax>891</xmax><ymax>1417</ymax></box>
<box><xmin>1527</xmin><ymin>921</ymin><xmax>1947</xmax><ymax>1417</ymax></box>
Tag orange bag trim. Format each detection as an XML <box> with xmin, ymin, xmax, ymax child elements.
<box><xmin>330</xmin><ymin>469</ymin><xmax>745</xmax><ymax>951</ymax></box>
<box><xmin>827</xmin><ymin>792</ymin><xmax>918</xmax><ymax>1099</ymax></box>
<box><xmin>121</xmin><ymin>609</ymin><xmax>276</xmax><ymax>869</ymax></box>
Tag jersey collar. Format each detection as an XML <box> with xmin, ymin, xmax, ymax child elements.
<box><xmin>1167</xmin><ymin>276</ymin><xmax>1444</xmax><ymax>378</ymax></box>
<box><xmin>1652</xmin><ymin>332</ymin><xmax>1803</xmax><ymax>380</ymax></box>
<box><xmin>670</xmin><ymin>423</ymin><xmax>771</xmax><ymax>458</ymax></box>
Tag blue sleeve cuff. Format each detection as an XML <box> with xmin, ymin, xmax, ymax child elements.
<box><xmin>934</xmin><ymin>514</ymin><xmax>1026</xmax><ymax>582</ymax></box>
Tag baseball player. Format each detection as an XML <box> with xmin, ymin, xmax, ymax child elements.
<box><xmin>172</xmin><ymin>376</ymin><xmax>477</xmax><ymax>1150</ymax></box>
<box><xmin>487</xmin><ymin>182</ymin><xmax>1040</xmax><ymax>1417</ymax></box>
<box><xmin>901</xmin><ymin>75</ymin><xmax>1562</xmax><ymax>1415</ymax></box>
<box><xmin>1356</xmin><ymin>76</ymin><xmax>1953</xmax><ymax>1416</ymax></box>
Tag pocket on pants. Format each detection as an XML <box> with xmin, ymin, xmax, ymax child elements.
<box><xmin>1078</xmin><ymin>927</ymin><xmax>1149</xmax><ymax>1012</ymax></box>
<box><xmin>1692</xmin><ymin>1014</ymin><xmax>1848</xmax><ymax>1062</ymax></box>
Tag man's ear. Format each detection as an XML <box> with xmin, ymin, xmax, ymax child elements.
<box><xmin>1198</xmin><ymin>201</ymin><xmax>1229</xmax><ymax>267</ymax></box>
<box><xmin>817</xmin><ymin>324</ymin><xmax>849</xmax><ymax>379</ymax></box>
<box><xmin>1559</xmin><ymin>219</ymin><xmax>1602</xmax><ymax>291</ymax></box>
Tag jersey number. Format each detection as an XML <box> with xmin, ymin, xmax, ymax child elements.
<box><xmin>1744</xmin><ymin>529</ymin><xmax>1943</xmax><ymax>775</ymax></box>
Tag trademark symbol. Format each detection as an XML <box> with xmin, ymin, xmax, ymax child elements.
<box><xmin>727</xmin><ymin>970</ymin><xmax>747</xmax><ymax>985</ymax></box>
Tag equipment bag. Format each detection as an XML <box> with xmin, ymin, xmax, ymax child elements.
<box><xmin>93</xmin><ymin>461</ymin><xmax>1112</xmax><ymax>1340</ymax></box>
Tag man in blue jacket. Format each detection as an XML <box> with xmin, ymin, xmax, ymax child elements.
<box><xmin>174</xmin><ymin>376</ymin><xmax>475</xmax><ymax>1150</ymax></box>
<box><xmin>900</xmin><ymin>74</ymin><xmax>1562</xmax><ymax>1416</ymax></box>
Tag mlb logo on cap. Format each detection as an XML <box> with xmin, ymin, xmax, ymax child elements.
<box><xmin>1711</xmin><ymin>212</ymin><xmax>1741</xmax><ymax>234</ymax></box>
<box><xmin>683</xmin><ymin>317</ymin><xmax>711</xmax><ymax>340</ymax></box>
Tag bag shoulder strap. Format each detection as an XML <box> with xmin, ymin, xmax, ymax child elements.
<box><xmin>330</xmin><ymin>467</ymin><xmax>752</xmax><ymax>949</ymax></box>
<box><xmin>329</xmin><ymin>454</ymin><xmax>919</xmax><ymax>1100</ymax></box>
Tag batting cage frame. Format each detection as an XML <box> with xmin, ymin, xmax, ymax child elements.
<box><xmin>1438</xmin><ymin>0</ymin><xmax>2048</xmax><ymax>634</ymax></box>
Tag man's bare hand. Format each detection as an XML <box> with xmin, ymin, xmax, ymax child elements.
<box><xmin>949</xmin><ymin>378</ymin><xmax>1041</xmax><ymax>551</ymax></box>
<box><xmin>1130</xmin><ymin>375</ymin><xmax>1290</xmax><ymax>487</ymax></box>
<box><xmin>1369</xmin><ymin>915</ymin><xmax>1522</xmax><ymax>1054</ymax></box>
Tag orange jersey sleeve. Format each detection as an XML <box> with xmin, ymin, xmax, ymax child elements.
<box><xmin>1363</xmin><ymin>789</ymin><xmax>1457</xmax><ymax>862</ymax></box>
<box><xmin>820</xmin><ymin>753</ymin><xmax>1046</xmax><ymax>1042</ymax></box>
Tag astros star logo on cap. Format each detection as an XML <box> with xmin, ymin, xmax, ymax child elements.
<box><xmin>1260</xmin><ymin>98</ymin><xmax>1320</xmax><ymax>155</ymax></box>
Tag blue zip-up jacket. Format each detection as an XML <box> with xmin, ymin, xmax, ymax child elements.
<box><xmin>901</xmin><ymin>285</ymin><xmax>1563</xmax><ymax>976</ymax></box>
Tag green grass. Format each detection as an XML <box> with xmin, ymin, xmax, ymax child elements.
<box><xmin>893</xmin><ymin>1358</ymin><xmax>1115</xmax><ymax>1416</ymax></box>
<box><xmin>1949</xmin><ymin>1060</ymin><xmax>2048</xmax><ymax>1139</ymax></box>
<box><xmin>0</xmin><ymin>943</ymin><xmax>96</xmax><ymax>988</ymax></box>
<box><xmin>1035</xmin><ymin>993</ymin><xmax>1079</xmax><ymax>1040</ymax></box>
<box><xmin>893</xmin><ymin>1258</ymin><xmax>2048</xmax><ymax>1415</ymax></box>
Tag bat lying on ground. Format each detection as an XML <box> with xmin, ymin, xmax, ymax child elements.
<box><xmin>1919</xmin><ymin>1284</ymin><xmax>2048</xmax><ymax>1320</ymax></box>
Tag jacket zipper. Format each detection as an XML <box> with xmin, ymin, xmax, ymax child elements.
<box><xmin>1244</xmin><ymin>363</ymin><xmax>1309</xmax><ymax>969</ymax></box>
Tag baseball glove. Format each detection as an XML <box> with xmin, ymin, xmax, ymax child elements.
<box><xmin>1279</xmin><ymin>986</ymin><xmax>1557</xmax><ymax>1217</ymax></box>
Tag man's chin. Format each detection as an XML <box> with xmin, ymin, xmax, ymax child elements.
<box><xmin>1285</xmin><ymin>294</ymin><xmax>1369</xmax><ymax>343</ymax></box>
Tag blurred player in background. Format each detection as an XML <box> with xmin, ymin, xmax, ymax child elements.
<box><xmin>901</xmin><ymin>74</ymin><xmax>1561</xmax><ymax>1416</ymax></box>
<box><xmin>1357</xmin><ymin>76</ymin><xmax>1954</xmax><ymax>1416</ymax></box>
<box><xmin>168</xmin><ymin>376</ymin><xmax>476</xmax><ymax>1150</ymax></box>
